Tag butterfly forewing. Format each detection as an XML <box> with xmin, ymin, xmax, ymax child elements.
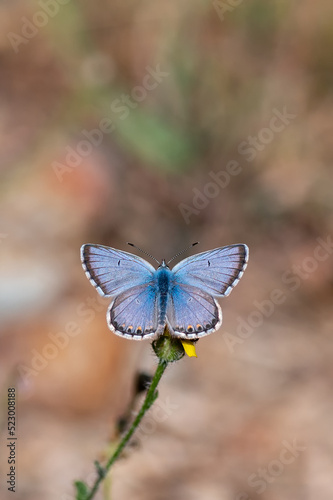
<box><xmin>172</xmin><ymin>244</ymin><xmax>249</xmax><ymax>297</ymax></box>
<box><xmin>81</xmin><ymin>244</ymin><xmax>155</xmax><ymax>297</ymax></box>
<box><xmin>107</xmin><ymin>283</ymin><xmax>159</xmax><ymax>340</ymax></box>
<box><xmin>167</xmin><ymin>283</ymin><xmax>222</xmax><ymax>339</ymax></box>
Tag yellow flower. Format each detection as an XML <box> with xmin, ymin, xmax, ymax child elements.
<box><xmin>180</xmin><ymin>339</ymin><xmax>197</xmax><ymax>358</ymax></box>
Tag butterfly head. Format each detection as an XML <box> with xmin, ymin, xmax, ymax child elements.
<box><xmin>159</xmin><ymin>259</ymin><xmax>169</xmax><ymax>269</ymax></box>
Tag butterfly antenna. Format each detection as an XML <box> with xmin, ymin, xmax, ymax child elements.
<box><xmin>167</xmin><ymin>242</ymin><xmax>199</xmax><ymax>265</ymax></box>
<box><xmin>127</xmin><ymin>243</ymin><xmax>160</xmax><ymax>265</ymax></box>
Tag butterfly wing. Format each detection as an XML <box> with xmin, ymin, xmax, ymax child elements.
<box><xmin>107</xmin><ymin>283</ymin><xmax>160</xmax><ymax>340</ymax></box>
<box><xmin>166</xmin><ymin>283</ymin><xmax>222</xmax><ymax>339</ymax></box>
<box><xmin>172</xmin><ymin>244</ymin><xmax>249</xmax><ymax>297</ymax></box>
<box><xmin>81</xmin><ymin>244</ymin><xmax>155</xmax><ymax>297</ymax></box>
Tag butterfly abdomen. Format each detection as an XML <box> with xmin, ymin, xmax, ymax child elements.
<box><xmin>155</xmin><ymin>267</ymin><xmax>172</xmax><ymax>327</ymax></box>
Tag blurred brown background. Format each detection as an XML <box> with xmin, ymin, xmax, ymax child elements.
<box><xmin>1</xmin><ymin>0</ymin><xmax>333</xmax><ymax>499</ymax></box>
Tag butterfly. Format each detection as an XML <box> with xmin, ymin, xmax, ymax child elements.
<box><xmin>80</xmin><ymin>243</ymin><xmax>249</xmax><ymax>341</ymax></box>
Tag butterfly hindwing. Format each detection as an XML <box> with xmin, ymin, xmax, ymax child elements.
<box><xmin>81</xmin><ymin>244</ymin><xmax>155</xmax><ymax>297</ymax></box>
<box><xmin>172</xmin><ymin>244</ymin><xmax>249</xmax><ymax>297</ymax></box>
<box><xmin>107</xmin><ymin>283</ymin><xmax>159</xmax><ymax>340</ymax></box>
<box><xmin>167</xmin><ymin>283</ymin><xmax>222</xmax><ymax>339</ymax></box>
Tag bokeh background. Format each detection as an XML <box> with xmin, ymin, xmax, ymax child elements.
<box><xmin>1</xmin><ymin>1</ymin><xmax>333</xmax><ymax>499</ymax></box>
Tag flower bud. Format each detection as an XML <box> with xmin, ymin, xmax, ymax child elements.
<box><xmin>152</xmin><ymin>329</ymin><xmax>185</xmax><ymax>362</ymax></box>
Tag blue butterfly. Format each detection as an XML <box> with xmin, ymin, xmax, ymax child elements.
<box><xmin>80</xmin><ymin>243</ymin><xmax>249</xmax><ymax>340</ymax></box>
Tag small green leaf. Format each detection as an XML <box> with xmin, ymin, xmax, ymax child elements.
<box><xmin>74</xmin><ymin>480</ymin><xmax>89</xmax><ymax>500</ymax></box>
<box><xmin>94</xmin><ymin>460</ymin><xmax>106</xmax><ymax>478</ymax></box>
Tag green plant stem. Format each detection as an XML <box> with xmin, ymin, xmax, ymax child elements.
<box><xmin>84</xmin><ymin>358</ymin><xmax>168</xmax><ymax>500</ymax></box>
